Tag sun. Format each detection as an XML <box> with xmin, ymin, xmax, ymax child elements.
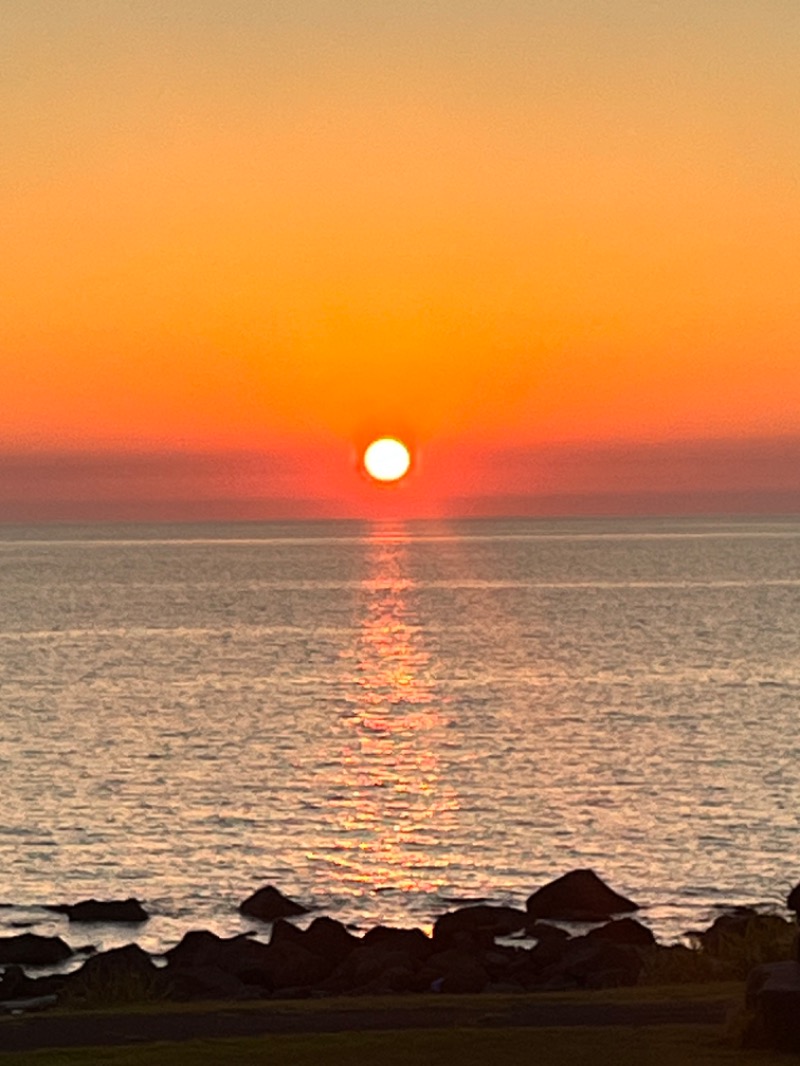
<box><xmin>363</xmin><ymin>438</ymin><xmax>411</xmax><ymax>483</ymax></box>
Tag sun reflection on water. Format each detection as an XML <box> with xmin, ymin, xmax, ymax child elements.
<box><xmin>310</xmin><ymin>524</ymin><xmax>458</xmax><ymax>914</ymax></box>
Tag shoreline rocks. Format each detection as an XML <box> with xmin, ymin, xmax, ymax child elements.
<box><xmin>2</xmin><ymin>869</ymin><xmax>798</xmax><ymax>1020</ymax></box>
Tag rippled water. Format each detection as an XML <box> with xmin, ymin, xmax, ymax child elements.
<box><xmin>1</xmin><ymin>516</ymin><xmax>799</xmax><ymax>956</ymax></box>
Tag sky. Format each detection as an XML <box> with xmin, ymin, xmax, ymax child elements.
<box><xmin>2</xmin><ymin>1</ymin><xmax>799</xmax><ymax>519</ymax></box>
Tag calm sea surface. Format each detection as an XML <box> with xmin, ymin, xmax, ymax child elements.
<box><xmin>1</xmin><ymin>516</ymin><xmax>799</xmax><ymax>956</ymax></box>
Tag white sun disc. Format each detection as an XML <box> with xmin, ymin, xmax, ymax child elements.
<box><xmin>363</xmin><ymin>438</ymin><xmax>411</xmax><ymax>482</ymax></box>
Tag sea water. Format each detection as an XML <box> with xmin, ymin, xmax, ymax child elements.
<box><xmin>1</xmin><ymin>515</ymin><xmax>799</xmax><ymax>956</ymax></box>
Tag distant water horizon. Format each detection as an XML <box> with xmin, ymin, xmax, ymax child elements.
<box><xmin>2</xmin><ymin>514</ymin><xmax>799</xmax><ymax>959</ymax></box>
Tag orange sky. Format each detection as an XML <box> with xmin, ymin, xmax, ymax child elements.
<box><xmin>2</xmin><ymin>2</ymin><xmax>799</xmax><ymax>518</ymax></box>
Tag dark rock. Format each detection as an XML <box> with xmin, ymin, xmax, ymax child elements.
<box><xmin>1</xmin><ymin>965</ymin><xmax>59</xmax><ymax>1001</ymax></box>
<box><xmin>259</xmin><ymin>941</ymin><xmax>331</xmax><ymax>991</ymax></box>
<box><xmin>238</xmin><ymin>885</ymin><xmax>308</xmax><ymax>921</ymax></box>
<box><xmin>302</xmin><ymin>916</ymin><xmax>360</xmax><ymax>963</ymax></box>
<box><xmin>0</xmin><ymin>965</ymin><xmax>66</xmax><ymax>1002</ymax></box>
<box><xmin>323</xmin><ymin>929</ymin><xmax>430</xmax><ymax>993</ymax></box>
<box><xmin>481</xmin><ymin>945</ymin><xmax>519</xmax><ymax>982</ymax></box>
<box><xmin>745</xmin><ymin>960</ymin><xmax>800</xmax><ymax>1051</ymax></box>
<box><xmin>360</xmin><ymin>925</ymin><xmax>432</xmax><ymax>962</ymax></box>
<box><xmin>64</xmin><ymin>944</ymin><xmax>165</xmax><ymax>1004</ymax></box>
<box><xmin>166</xmin><ymin>965</ymin><xmax>254</xmax><ymax>1002</ymax></box>
<box><xmin>787</xmin><ymin>883</ymin><xmax>800</xmax><ymax>917</ymax></box>
<box><xmin>433</xmin><ymin>905</ymin><xmax>527</xmax><ymax>948</ymax></box>
<box><xmin>586</xmin><ymin>917</ymin><xmax>656</xmax><ymax>948</ymax></box>
<box><xmin>47</xmin><ymin>898</ymin><xmax>149</xmax><ymax>923</ymax></box>
<box><xmin>165</xmin><ymin>930</ymin><xmax>271</xmax><ymax>978</ymax></box>
<box><xmin>164</xmin><ymin>930</ymin><xmax>231</xmax><ymax>970</ymax></box>
<box><xmin>421</xmin><ymin>949</ymin><xmax>489</xmax><ymax>994</ymax></box>
<box><xmin>0</xmin><ymin>933</ymin><xmax>73</xmax><ymax>965</ymax></box>
<box><xmin>526</xmin><ymin>921</ymin><xmax>570</xmax><ymax>942</ymax></box>
<box><xmin>525</xmin><ymin>933</ymin><xmax>572</xmax><ymax>974</ymax></box>
<box><xmin>526</xmin><ymin>869</ymin><xmax>640</xmax><ymax>921</ymax></box>
<box><xmin>332</xmin><ymin>945</ymin><xmax>413</xmax><ymax>990</ymax></box>
<box><xmin>166</xmin><ymin>930</ymin><xmax>330</xmax><ymax>994</ymax></box>
<box><xmin>694</xmin><ymin>910</ymin><xmax>794</xmax><ymax>963</ymax></box>
<box><xmin>532</xmin><ymin>935</ymin><xmax>644</xmax><ymax>990</ymax></box>
<box><xmin>269</xmin><ymin>918</ymin><xmax>306</xmax><ymax>947</ymax></box>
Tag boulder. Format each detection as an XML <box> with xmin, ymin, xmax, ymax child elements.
<box><xmin>787</xmin><ymin>883</ymin><xmax>800</xmax><ymax>917</ymax></box>
<box><xmin>269</xmin><ymin>918</ymin><xmax>306</xmax><ymax>947</ymax></box>
<box><xmin>64</xmin><ymin>944</ymin><xmax>165</xmax><ymax>1004</ymax></box>
<box><xmin>586</xmin><ymin>917</ymin><xmax>656</xmax><ymax>948</ymax></box>
<box><xmin>526</xmin><ymin>921</ymin><xmax>570</xmax><ymax>942</ymax></box>
<box><xmin>302</xmin><ymin>916</ymin><xmax>360</xmax><ymax>963</ymax></box>
<box><xmin>166</xmin><ymin>965</ymin><xmax>254</xmax><ymax>1002</ymax></box>
<box><xmin>526</xmin><ymin>869</ymin><xmax>640</xmax><ymax>921</ymax></box>
<box><xmin>0</xmin><ymin>933</ymin><xmax>72</xmax><ymax>965</ymax></box>
<box><xmin>433</xmin><ymin>905</ymin><xmax>527</xmax><ymax>948</ymax></box>
<box><xmin>238</xmin><ymin>885</ymin><xmax>308</xmax><ymax>921</ymax></box>
<box><xmin>532</xmin><ymin>935</ymin><xmax>644</xmax><ymax>990</ymax></box>
<box><xmin>164</xmin><ymin>930</ymin><xmax>232</xmax><ymax>970</ymax></box>
<box><xmin>360</xmin><ymin>925</ymin><xmax>432</xmax><ymax>962</ymax></box>
<box><xmin>0</xmin><ymin>964</ymin><xmax>65</xmax><ymax>1001</ymax></box>
<box><xmin>46</xmin><ymin>898</ymin><xmax>149</xmax><ymax>923</ymax></box>
<box><xmin>249</xmin><ymin>940</ymin><xmax>331</xmax><ymax>991</ymax></box>
<box><xmin>165</xmin><ymin>930</ymin><xmax>271</xmax><ymax>978</ymax></box>
<box><xmin>421</xmin><ymin>948</ymin><xmax>489</xmax><ymax>994</ymax></box>
<box><xmin>324</xmin><ymin>929</ymin><xmax>430</xmax><ymax>993</ymax></box>
<box><xmin>693</xmin><ymin>909</ymin><xmax>795</xmax><ymax>971</ymax></box>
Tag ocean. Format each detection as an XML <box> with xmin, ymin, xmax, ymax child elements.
<box><xmin>1</xmin><ymin>515</ymin><xmax>799</xmax><ymax>957</ymax></box>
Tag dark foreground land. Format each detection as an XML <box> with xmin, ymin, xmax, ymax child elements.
<box><xmin>0</xmin><ymin>986</ymin><xmax>791</xmax><ymax>1065</ymax></box>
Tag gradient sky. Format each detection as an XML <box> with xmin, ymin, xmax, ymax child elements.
<box><xmin>2</xmin><ymin>1</ymin><xmax>799</xmax><ymax>518</ymax></box>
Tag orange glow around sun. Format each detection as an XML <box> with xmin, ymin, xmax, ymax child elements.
<box><xmin>363</xmin><ymin>438</ymin><xmax>411</xmax><ymax>483</ymax></box>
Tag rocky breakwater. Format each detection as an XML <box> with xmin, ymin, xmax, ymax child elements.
<box><xmin>2</xmin><ymin>870</ymin><xmax>797</xmax><ymax>1015</ymax></box>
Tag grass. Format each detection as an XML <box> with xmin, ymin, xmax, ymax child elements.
<box><xmin>0</xmin><ymin>1025</ymin><xmax>793</xmax><ymax>1066</ymax></box>
<box><xmin>38</xmin><ymin>980</ymin><xmax>742</xmax><ymax>1018</ymax></box>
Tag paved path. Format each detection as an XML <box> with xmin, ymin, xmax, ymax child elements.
<box><xmin>0</xmin><ymin>996</ymin><xmax>734</xmax><ymax>1053</ymax></box>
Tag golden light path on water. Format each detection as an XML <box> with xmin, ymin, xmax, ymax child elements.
<box><xmin>311</xmin><ymin>525</ymin><xmax>460</xmax><ymax>914</ymax></box>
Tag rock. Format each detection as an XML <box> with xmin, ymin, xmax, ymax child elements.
<box><xmin>324</xmin><ymin>928</ymin><xmax>431</xmax><ymax>993</ymax></box>
<box><xmin>745</xmin><ymin>960</ymin><xmax>800</xmax><ymax>1051</ymax></box>
<box><xmin>0</xmin><ymin>966</ymin><xmax>65</xmax><ymax>1001</ymax></box>
<box><xmin>360</xmin><ymin>926</ymin><xmax>432</xmax><ymax>962</ymax></box>
<box><xmin>165</xmin><ymin>930</ymin><xmax>271</xmax><ymax>978</ymax></box>
<box><xmin>787</xmin><ymin>883</ymin><xmax>800</xmax><ymax>917</ymax></box>
<box><xmin>526</xmin><ymin>921</ymin><xmax>570</xmax><ymax>942</ymax></box>
<box><xmin>269</xmin><ymin>918</ymin><xmax>306</xmax><ymax>947</ymax></box>
<box><xmin>526</xmin><ymin>869</ymin><xmax>640</xmax><ymax>921</ymax></box>
<box><xmin>262</xmin><ymin>941</ymin><xmax>333</xmax><ymax>991</ymax></box>
<box><xmin>0</xmin><ymin>933</ymin><xmax>72</xmax><ymax>965</ymax></box>
<box><xmin>524</xmin><ymin>933</ymin><xmax>572</xmax><ymax>976</ymax></box>
<box><xmin>694</xmin><ymin>910</ymin><xmax>794</xmax><ymax>971</ymax></box>
<box><xmin>64</xmin><ymin>944</ymin><xmax>165</xmax><ymax>1005</ymax></box>
<box><xmin>47</xmin><ymin>898</ymin><xmax>149</xmax><ymax>923</ymax></box>
<box><xmin>302</xmin><ymin>916</ymin><xmax>360</xmax><ymax>963</ymax></box>
<box><xmin>586</xmin><ymin>917</ymin><xmax>656</xmax><ymax>947</ymax></box>
<box><xmin>238</xmin><ymin>885</ymin><xmax>308</xmax><ymax>921</ymax></box>
<box><xmin>433</xmin><ymin>905</ymin><xmax>527</xmax><ymax>948</ymax></box>
<box><xmin>164</xmin><ymin>930</ymin><xmax>231</xmax><ymax>970</ymax></box>
<box><xmin>421</xmin><ymin>949</ymin><xmax>489</xmax><ymax>994</ymax></box>
<box><xmin>162</xmin><ymin>965</ymin><xmax>253</xmax><ymax>1003</ymax></box>
<box><xmin>533</xmin><ymin>935</ymin><xmax>644</xmax><ymax>990</ymax></box>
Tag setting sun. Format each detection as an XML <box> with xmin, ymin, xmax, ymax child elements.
<box><xmin>363</xmin><ymin>438</ymin><xmax>411</xmax><ymax>483</ymax></box>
